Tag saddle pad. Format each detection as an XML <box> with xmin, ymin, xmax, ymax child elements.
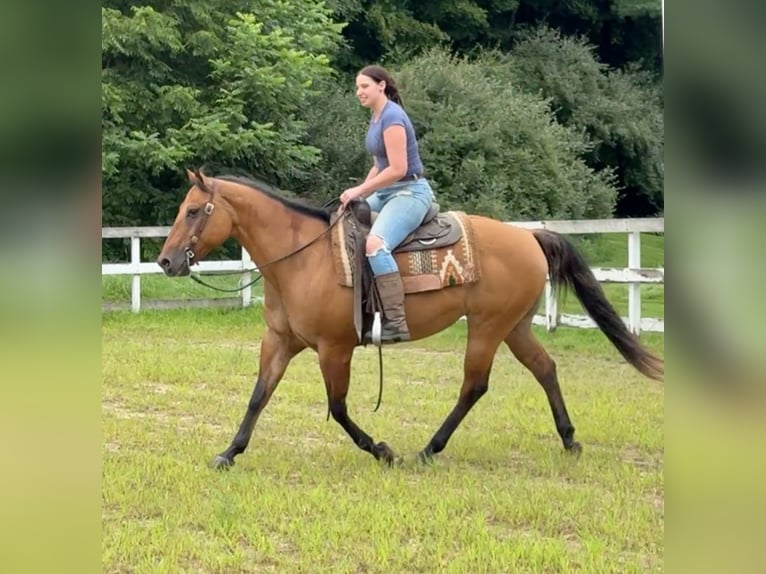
<box><xmin>331</xmin><ymin>210</ymin><xmax>481</xmax><ymax>294</ymax></box>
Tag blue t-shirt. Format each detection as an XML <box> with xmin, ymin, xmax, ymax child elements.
<box><xmin>364</xmin><ymin>100</ymin><xmax>424</xmax><ymax>177</ymax></box>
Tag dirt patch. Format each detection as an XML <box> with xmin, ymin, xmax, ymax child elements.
<box><xmin>103</xmin><ymin>399</ymin><xmax>152</xmax><ymax>420</ymax></box>
<box><xmin>620</xmin><ymin>445</ymin><xmax>663</xmax><ymax>470</ymax></box>
<box><xmin>103</xmin><ymin>398</ymin><xmax>226</xmax><ymax>432</ymax></box>
<box><xmin>146</xmin><ymin>382</ymin><xmax>173</xmax><ymax>395</ymax></box>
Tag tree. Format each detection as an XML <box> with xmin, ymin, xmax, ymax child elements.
<box><xmin>509</xmin><ymin>27</ymin><xmax>663</xmax><ymax>215</ymax></box>
<box><xmin>102</xmin><ymin>0</ymin><xmax>344</xmax><ymax>230</ymax></box>
<box><xmin>330</xmin><ymin>0</ymin><xmax>662</xmax><ymax>77</ymax></box>
<box><xmin>511</xmin><ymin>0</ymin><xmax>662</xmax><ymax>72</ymax></box>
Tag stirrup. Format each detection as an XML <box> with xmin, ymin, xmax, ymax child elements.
<box><xmin>370</xmin><ymin>312</ymin><xmax>410</xmax><ymax>346</ymax></box>
<box><xmin>371</xmin><ymin>311</ymin><xmax>382</xmax><ymax>346</ymax></box>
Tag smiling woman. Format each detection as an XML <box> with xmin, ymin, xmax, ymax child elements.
<box><xmin>156</xmin><ymin>167</ymin><xmax>663</xmax><ymax>471</ymax></box>
<box><xmin>338</xmin><ymin>65</ymin><xmax>436</xmax><ymax>342</ymax></box>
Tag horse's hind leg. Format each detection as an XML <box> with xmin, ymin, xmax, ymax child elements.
<box><xmin>505</xmin><ymin>320</ymin><xmax>581</xmax><ymax>454</ymax></box>
<box><xmin>419</xmin><ymin>321</ymin><xmax>503</xmax><ymax>463</ymax></box>
<box><xmin>212</xmin><ymin>328</ymin><xmax>305</xmax><ymax>469</ymax></box>
<box><xmin>319</xmin><ymin>343</ymin><xmax>399</xmax><ymax>466</ymax></box>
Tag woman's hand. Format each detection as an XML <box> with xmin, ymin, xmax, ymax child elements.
<box><xmin>338</xmin><ymin>185</ymin><xmax>365</xmax><ymax>211</ymax></box>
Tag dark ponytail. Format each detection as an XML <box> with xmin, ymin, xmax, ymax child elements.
<box><xmin>358</xmin><ymin>65</ymin><xmax>404</xmax><ymax>107</ymax></box>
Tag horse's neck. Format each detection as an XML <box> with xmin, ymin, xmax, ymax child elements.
<box><xmin>222</xmin><ymin>184</ymin><xmax>329</xmax><ymax>281</ymax></box>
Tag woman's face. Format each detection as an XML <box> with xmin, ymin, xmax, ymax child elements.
<box><xmin>355</xmin><ymin>74</ymin><xmax>385</xmax><ymax>108</ymax></box>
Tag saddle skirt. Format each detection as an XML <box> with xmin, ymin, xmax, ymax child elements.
<box><xmin>330</xmin><ymin>200</ymin><xmax>481</xmax><ymax>344</ymax></box>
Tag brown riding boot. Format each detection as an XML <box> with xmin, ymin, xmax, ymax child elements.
<box><xmin>375</xmin><ymin>271</ymin><xmax>411</xmax><ymax>343</ymax></box>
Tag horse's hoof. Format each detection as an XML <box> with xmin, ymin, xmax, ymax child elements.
<box><xmin>211</xmin><ymin>455</ymin><xmax>234</xmax><ymax>470</ymax></box>
<box><xmin>385</xmin><ymin>455</ymin><xmax>404</xmax><ymax>468</ymax></box>
<box><xmin>375</xmin><ymin>442</ymin><xmax>398</xmax><ymax>467</ymax></box>
<box><xmin>418</xmin><ymin>450</ymin><xmax>435</xmax><ymax>465</ymax></box>
<box><xmin>566</xmin><ymin>442</ymin><xmax>583</xmax><ymax>457</ymax></box>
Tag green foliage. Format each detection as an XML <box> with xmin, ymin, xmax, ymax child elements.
<box><xmin>327</xmin><ymin>0</ymin><xmax>449</xmax><ymax>73</ymax></box>
<box><xmin>285</xmin><ymin>80</ymin><xmax>370</xmax><ymax>202</ymax></box>
<box><xmin>399</xmin><ymin>50</ymin><xmax>615</xmax><ymax>219</ymax></box>
<box><xmin>101</xmin><ymin>0</ymin><xmax>664</xmax><ymax>252</ymax></box>
<box><xmin>400</xmin><ymin>49</ymin><xmax>618</xmax><ymax>219</ymax></box>
<box><xmin>333</xmin><ymin>0</ymin><xmax>662</xmax><ymax>77</ymax></box>
<box><xmin>614</xmin><ymin>0</ymin><xmax>662</xmax><ymax>17</ymax></box>
<box><xmin>102</xmin><ymin>0</ymin><xmax>344</xmax><ymax>232</ymax></box>
<box><xmin>509</xmin><ymin>28</ymin><xmax>663</xmax><ymax>215</ymax></box>
<box><xmin>303</xmin><ymin>48</ymin><xmax>616</xmax><ymax>220</ymax></box>
<box><xmin>508</xmin><ymin>1</ymin><xmax>662</xmax><ymax>72</ymax></box>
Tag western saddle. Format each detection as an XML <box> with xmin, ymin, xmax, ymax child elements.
<box><xmin>330</xmin><ymin>199</ymin><xmax>466</xmax><ymax>345</ymax></box>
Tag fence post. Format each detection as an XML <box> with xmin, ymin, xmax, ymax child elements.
<box><xmin>241</xmin><ymin>247</ymin><xmax>252</xmax><ymax>307</ymax></box>
<box><xmin>628</xmin><ymin>231</ymin><xmax>641</xmax><ymax>334</ymax></box>
<box><xmin>545</xmin><ymin>278</ymin><xmax>558</xmax><ymax>331</ymax></box>
<box><xmin>131</xmin><ymin>235</ymin><xmax>141</xmax><ymax>312</ymax></box>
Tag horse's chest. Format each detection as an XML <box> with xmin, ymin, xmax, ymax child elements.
<box><xmin>285</xmin><ymin>291</ymin><xmax>348</xmax><ymax>341</ymax></box>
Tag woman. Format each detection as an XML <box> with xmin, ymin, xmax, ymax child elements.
<box><xmin>338</xmin><ymin>65</ymin><xmax>435</xmax><ymax>343</ymax></box>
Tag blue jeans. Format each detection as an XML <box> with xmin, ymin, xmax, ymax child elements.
<box><xmin>364</xmin><ymin>178</ymin><xmax>435</xmax><ymax>276</ymax></box>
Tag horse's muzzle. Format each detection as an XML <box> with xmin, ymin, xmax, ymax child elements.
<box><xmin>157</xmin><ymin>252</ymin><xmax>190</xmax><ymax>277</ymax></box>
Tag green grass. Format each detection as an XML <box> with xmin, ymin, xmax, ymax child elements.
<box><xmin>102</xmin><ymin>307</ymin><xmax>664</xmax><ymax>573</ymax></box>
<box><xmin>571</xmin><ymin>233</ymin><xmax>664</xmax><ymax>269</ymax></box>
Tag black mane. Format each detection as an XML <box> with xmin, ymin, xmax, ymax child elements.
<box><xmin>215</xmin><ymin>174</ymin><xmax>332</xmax><ymax>224</ymax></box>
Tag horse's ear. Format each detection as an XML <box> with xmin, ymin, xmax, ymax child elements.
<box><xmin>186</xmin><ymin>168</ymin><xmax>199</xmax><ymax>186</ymax></box>
<box><xmin>198</xmin><ymin>168</ymin><xmax>215</xmax><ymax>193</ymax></box>
<box><xmin>186</xmin><ymin>168</ymin><xmax>213</xmax><ymax>192</ymax></box>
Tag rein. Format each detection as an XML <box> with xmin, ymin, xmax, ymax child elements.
<box><xmin>190</xmin><ymin>270</ymin><xmax>263</xmax><ymax>293</ymax></box>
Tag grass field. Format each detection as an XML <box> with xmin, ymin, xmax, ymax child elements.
<box><xmin>102</xmin><ymin>305</ymin><xmax>664</xmax><ymax>573</ymax></box>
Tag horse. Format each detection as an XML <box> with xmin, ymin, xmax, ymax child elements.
<box><xmin>157</xmin><ymin>168</ymin><xmax>663</xmax><ymax>469</ymax></box>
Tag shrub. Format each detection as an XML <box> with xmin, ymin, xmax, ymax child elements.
<box><xmin>508</xmin><ymin>27</ymin><xmax>664</xmax><ymax>215</ymax></box>
<box><xmin>300</xmin><ymin>47</ymin><xmax>617</xmax><ymax>221</ymax></box>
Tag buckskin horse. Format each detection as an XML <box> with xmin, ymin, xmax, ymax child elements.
<box><xmin>157</xmin><ymin>169</ymin><xmax>663</xmax><ymax>469</ymax></box>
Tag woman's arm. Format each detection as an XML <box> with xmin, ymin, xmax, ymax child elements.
<box><xmin>365</xmin><ymin>164</ymin><xmax>380</xmax><ymax>182</ymax></box>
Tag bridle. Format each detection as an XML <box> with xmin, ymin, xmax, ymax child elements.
<box><xmin>183</xmin><ymin>200</ymin><xmax>216</xmax><ymax>265</ymax></box>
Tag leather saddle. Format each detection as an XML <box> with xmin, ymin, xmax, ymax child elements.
<box><xmin>331</xmin><ymin>199</ymin><xmax>465</xmax><ymax>345</ymax></box>
<box><xmin>347</xmin><ymin>199</ymin><xmax>462</xmax><ymax>253</ymax></box>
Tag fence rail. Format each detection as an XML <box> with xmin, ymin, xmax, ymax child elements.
<box><xmin>102</xmin><ymin>218</ymin><xmax>664</xmax><ymax>334</ymax></box>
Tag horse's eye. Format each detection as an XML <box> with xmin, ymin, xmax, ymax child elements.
<box><xmin>187</xmin><ymin>207</ymin><xmax>200</xmax><ymax>218</ymax></box>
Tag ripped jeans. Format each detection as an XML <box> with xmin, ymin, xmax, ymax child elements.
<box><xmin>364</xmin><ymin>178</ymin><xmax>435</xmax><ymax>276</ymax></box>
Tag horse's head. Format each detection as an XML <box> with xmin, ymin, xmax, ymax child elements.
<box><xmin>157</xmin><ymin>169</ymin><xmax>233</xmax><ymax>276</ymax></box>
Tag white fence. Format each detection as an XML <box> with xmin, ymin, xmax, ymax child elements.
<box><xmin>102</xmin><ymin>218</ymin><xmax>664</xmax><ymax>334</ymax></box>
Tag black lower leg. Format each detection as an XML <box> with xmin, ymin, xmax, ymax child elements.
<box><xmin>505</xmin><ymin>328</ymin><xmax>580</xmax><ymax>454</ymax></box>
<box><xmin>330</xmin><ymin>400</ymin><xmax>397</xmax><ymax>464</ymax></box>
<box><xmin>539</xmin><ymin>369</ymin><xmax>579</xmax><ymax>453</ymax></box>
<box><xmin>421</xmin><ymin>379</ymin><xmax>488</xmax><ymax>461</ymax></box>
<box><xmin>214</xmin><ymin>377</ymin><xmax>268</xmax><ymax>466</ymax></box>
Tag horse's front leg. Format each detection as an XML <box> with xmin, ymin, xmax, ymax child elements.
<box><xmin>319</xmin><ymin>344</ymin><xmax>399</xmax><ymax>466</ymax></box>
<box><xmin>212</xmin><ymin>328</ymin><xmax>305</xmax><ymax>469</ymax></box>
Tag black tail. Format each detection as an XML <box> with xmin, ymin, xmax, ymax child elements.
<box><xmin>532</xmin><ymin>230</ymin><xmax>664</xmax><ymax>381</ymax></box>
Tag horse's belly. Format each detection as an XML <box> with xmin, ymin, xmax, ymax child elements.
<box><xmin>404</xmin><ymin>287</ymin><xmax>466</xmax><ymax>341</ymax></box>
